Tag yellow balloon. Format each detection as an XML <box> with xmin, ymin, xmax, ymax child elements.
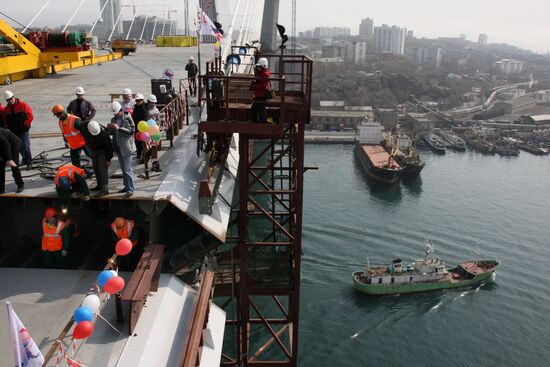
<box><xmin>138</xmin><ymin>120</ymin><xmax>149</xmax><ymax>133</ymax></box>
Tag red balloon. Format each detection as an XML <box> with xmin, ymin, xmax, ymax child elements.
<box><xmin>135</xmin><ymin>132</ymin><xmax>142</xmax><ymax>141</ymax></box>
<box><xmin>73</xmin><ymin>321</ymin><xmax>94</xmax><ymax>339</ymax></box>
<box><xmin>104</xmin><ymin>276</ymin><xmax>125</xmax><ymax>294</ymax></box>
<box><xmin>116</xmin><ymin>238</ymin><xmax>133</xmax><ymax>256</ymax></box>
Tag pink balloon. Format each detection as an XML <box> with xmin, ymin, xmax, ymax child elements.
<box><xmin>141</xmin><ymin>132</ymin><xmax>151</xmax><ymax>142</ymax></box>
<box><xmin>104</xmin><ymin>276</ymin><xmax>125</xmax><ymax>294</ymax></box>
<box><xmin>116</xmin><ymin>238</ymin><xmax>133</xmax><ymax>256</ymax></box>
<box><xmin>73</xmin><ymin>321</ymin><xmax>94</xmax><ymax>339</ymax></box>
<box><xmin>148</xmin><ymin>124</ymin><xmax>160</xmax><ymax>135</ymax></box>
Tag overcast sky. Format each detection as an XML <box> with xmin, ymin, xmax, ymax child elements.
<box><xmin>3</xmin><ymin>0</ymin><xmax>549</xmax><ymax>53</ymax></box>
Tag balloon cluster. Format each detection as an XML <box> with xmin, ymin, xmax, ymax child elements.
<box><xmin>136</xmin><ymin>119</ymin><xmax>161</xmax><ymax>142</ymax></box>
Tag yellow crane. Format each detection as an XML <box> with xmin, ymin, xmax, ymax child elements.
<box><xmin>0</xmin><ymin>18</ymin><xmax>122</xmax><ymax>84</ymax></box>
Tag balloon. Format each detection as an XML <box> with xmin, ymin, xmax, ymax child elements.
<box><xmin>141</xmin><ymin>132</ymin><xmax>151</xmax><ymax>142</ymax></box>
<box><xmin>135</xmin><ymin>132</ymin><xmax>142</xmax><ymax>141</ymax></box>
<box><xmin>147</xmin><ymin>119</ymin><xmax>157</xmax><ymax>127</ymax></box>
<box><xmin>104</xmin><ymin>276</ymin><xmax>125</xmax><ymax>294</ymax></box>
<box><xmin>151</xmin><ymin>133</ymin><xmax>161</xmax><ymax>141</ymax></box>
<box><xmin>73</xmin><ymin>321</ymin><xmax>94</xmax><ymax>339</ymax></box>
<box><xmin>74</xmin><ymin>306</ymin><xmax>93</xmax><ymax>323</ymax></box>
<box><xmin>109</xmin><ymin>270</ymin><xmax>118</xmax><ymax>277</ymax></box>
<box><xmin>98</xmin><ymin>270</ymin><xmax>114</xmax><ymax>287</ymax></box>
<box><xmin>138</xmin><ymin>120</ymin><xmax>149</xmax><ymax>133</ymax></box>
<box><xmin>116</xmin><ymin>238</ymin><xmax>133</xmax><ymax>256</ymax></box>
<box><xmin>81</xmin><ymin>294</ymin><xmax>100</xmax><ymax>314</ymax></box>
<box><xmin>147</xmin><ymin>124</ymin><xmax>160</xmax><ymax>136</ymax></box>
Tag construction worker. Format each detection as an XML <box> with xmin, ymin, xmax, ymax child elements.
<box><xmin>131</xmin><ymin>94</ymin><xmax>147</xmax><ymax>163</ymax></box>
<box><xmin>147</xmin><ymin>94</ymin><xmax>160</xmax><ymax>121</ymax></box>
<box><xmin>120</xmin><ymin>88</ymin><xmax>135</xmax><ymax>114</ymax></box>
<box><xmin>52</xmin><ymin>104</ymin><xmax>91</xmax><ymax>167</ymax></box>
<box><xmin>42</xmin><ymin>207</ymin><xmax>70</xmax><ymax>268</ymax></box>
<box><xmin>111</xmin><ymin>217</ymin><xmax>138</xmax><ymax>247</ymax></box>
<box><xmin>185</xmin><ymin>56</ymin><xmax>198</xmax><ymax>96</ymax></box>
<box><xmin>84</xmin><ymin>121</ymin><xmax>113</xmax><ymax>197</ymax></box>
<box><xmin>2</xmin><ymin>90</ymin><xmax>34</xmax><ymax>167</ymax></box>
<box><xmin>54</xmin><ymin>164</ymin><xmax>90</xmax><ymax>201</ymax></box>
<box><xmin>110</xmin><ymin>101</ymin><xmax>135</xmax><ymax>197</ymax></box>
<box><xmin>250</xmin><ymin>58</ymin><xmax>271</xmax><ymax>123</ymax></box>
<box><xmin>67</xmin><ymin>86</ymin><xmax>96</xmax><ymax>122</ymax></box>
<box><xmin>0</xmin><ymin>127</ymin><xmax>24</xmax><ymax>193</ymax></box>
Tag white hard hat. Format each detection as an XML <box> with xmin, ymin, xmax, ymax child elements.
<box><xmin>256</xmin><ymin>58</ymin><xmax>268</xmax><ymax>68</ymax></box>
<box><xmin>135</xmin><ymin>93</ymin><xmax>144</xmax><ymax>100</ymax></box>
<box><xmin>189</xmin><ymin>56</ymin><xmax>194</xmax><ymax>61</ymax></box>
<box><xmin>122</xmin><ymin>88</ymin><xmax>132</xmax><ymax>95</ymax></box>
<box><xmin>148</xmin><ymin>94</ymin><xmax>157</xmax><ymax>103</ymax></box>
<box><xmin>75</xmin><ymin>86</ymin><xmax>85</xmax><ymax>95</ymax></box>
<box><xmin>4</xmin><ymin>90</ymin><xmax>14</xmax><ymax>100</ymax></box>
<box><xmin>112</xmin><ymin>101</ymin><xmax>122</xmax><ymax>113</ymax></box>
<box><xmin>87</xmin><ymin>120</ymin><xmax>101</xmax><ymax>136</ymax></box>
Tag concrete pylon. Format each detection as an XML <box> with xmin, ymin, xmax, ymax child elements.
<box><xmin>260</xmin><ymin>0</ymin><xmax>280</xmax><ymax>52</ymax></box>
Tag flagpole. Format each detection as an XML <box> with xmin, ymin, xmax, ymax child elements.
<box><xmin>197</xmin><ymin>6</ymin><xmax>202</xmax><ymax>77</ymax></box>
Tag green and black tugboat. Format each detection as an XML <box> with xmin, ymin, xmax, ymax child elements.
<box><xmin>385</xmin><ymin>131</ymin><xmax>425</xmax><ymax>179</ymax></box>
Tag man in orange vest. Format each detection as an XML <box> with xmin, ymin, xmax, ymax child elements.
<box><xmin>111</xmin><ymin>217</ymin><xmax>138</xmax><ymax>246</ymax></box>
<box><xmin>55</xmin><ymin>164</ymin><xmax>90</xmax><ymax>201</ymax></box>
<box><xmin>52</xmin><ymin>104</ymin><xmax>91</xmax><ymax>167</ymax></box>
<box><xmin>42</xmin><ymin>207</ymin><xmax>70</xmax><ymax>268</ymax></box>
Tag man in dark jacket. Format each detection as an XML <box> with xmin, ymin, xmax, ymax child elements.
<box><xmin>185</xmin><ymin>57</ymin><xmax>199</xmax><ymax>96</ymax></box>
<box><xmin>84</xmin><ymin>121</ymin><xmax>113</xmax><ymax>197</ymax></box>
<box><xmin>67</xmin><ymin>86</ymin><xmax>96</xmax><ymax>122</ymax></box>
<box><xmin>131</xmin><ymin>93</ymin><xmax>148</xmax><ymax>164</ymax></box>
<box><xmin>250</xmin><ymin>58</ymin><xmax>271</xmax><ymax>123</ymax></box>
<box><xmin>0</xmin><ymin>127</ymin><xmax>24</xmax><ymax>193</ymax></box>
<box><xmin>2</xmin><ymin>90</ymin><xmax>33</xmax><ymax>166</ymax></box>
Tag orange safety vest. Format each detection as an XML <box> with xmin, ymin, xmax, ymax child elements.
<box><xmin>54</xmin><ymin>165</ymin><xmax>85</xmax><ymax>188</ymax></box>
<box><xmin>42</xmin><ymin>218</ymin><xmax>66</xmax><ymax>251</ymax></box>
<box><xmin>111</xmin><ymin>220</ymin><xmax>137</xmax><ymax>246</ymax></box>
<box><xmin>58</xmin><ymin>114</ymin><xmax>86</xmax><ymax>149</ymax></box>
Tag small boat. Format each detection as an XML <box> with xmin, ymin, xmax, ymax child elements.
<box><xmin>440</xmin><ymin>131</ymin><xmax>466</xmax><ymax>151</ymax></box>
<box><xmin>424</xmin><ymin>133</ymin><xmax>446</xmax><ymax>153</ymax></box>
<box><xmin>352</xmin><ymin>241</ymin><xmax>499</xmax><ymax>295</ymax></box>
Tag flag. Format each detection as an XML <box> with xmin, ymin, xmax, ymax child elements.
<box><xmin>65</xmin><ymin>354</ymin><xmax>85</xmax><ymax>367</ymax></box>
<box><xmin>197</xmin><ymin>7</ymin><xmax>228</xmax><ymax>50</ymax></box>
<box><xmin>6</xmin><ymin>302</ymin><xmax>44</xmax><ymax>367</ymax></box>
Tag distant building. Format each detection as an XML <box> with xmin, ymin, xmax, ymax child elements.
<box><xmin>345</xmin><ymin>41</ymin><xmax>367</xmax><ymax>63</ymax></box>
<box><xmin>496</xmin><ymin>89</ymin><xmax>526</xmax><ymax>101</ymax></box>
<box><xmin>534</xmin><ymin>90</ymin><xmax>550</xmax><ymax>104</ymax></box>
<box><xmin>313</xmin><ymin>27</ymin><xmax>351</xmax><ymax>39</ymax></box>
<box><xmin>319</xmin><ymin>101</ymin><xmax>345</xmax><ymax>110</ymax></box>
<box><xmin>523</xmin><ymin>114</ymin><xmax>550</xmax><ymax>125</ymax></box>
<box><xmin>478</xmin><ymin>33</ymin><xmax>488</xmax><ymax>45</ymax></box>
<box><xmin>406</xmin><ymin>112</ymin><xmax>437</xmax><ymax>131</ymax></box>
<box><xmin>322</xmin><ymin>45</ymin><xmax>345</xmax><ymax>58</ymax></box>
<box><xmin>95</xmin><ymin>0</ymin><xmax>122</xmax><ymax>41</ymax></box>
<box><xmin>375</xmin><ymin>108</ymin><xmax>398</xmax><ymax>129</ymax></box>
<box><xmin>373</xmin><ymin>25</ymin><xmax>406</xmax><ymax>55</ymax></box>
<box><xmin>359</xmin><ymin>18</ymin><xmax>374</xmax><ymax>38</ymax></box>
<box><xmin>494</xmin><ymin>59</ymin><xmax>524</xmax><ymax>74</ymax></box>
<box><xmin>310</xmin><ymin>110</ymin><xmax>367</xmax><ymax>130</ymax></box>
<box><xmin>460</xmin><ymin>33</ymin><xmax>466</xmax><ymax>40</ymax></box>
<box><xmin>313</xmin><ymin>58</ymin><xmax>345</xmax><ymax>79</ymax></box>
<box><xmin>407</xmin><ymin>30</ymin><xmax>414</xmax><ymax>39</ymax></box>
<box><xmin>405</xmin><ymin>46</ymin><xmax>442</xmax><ymax>67</ymax></box>
<box><xmin>493</xmin><ymin>96</ymin><xmax>536</xmax><ymax>114</ymax></box>
<box><xmin>299</xmin><ymin>29</ymin><xmax>314</xmax><ymax>39</ymax></box>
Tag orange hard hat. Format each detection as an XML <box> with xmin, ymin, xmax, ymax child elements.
<box><xmin>44</xmin><ymin>207</ymin><xmax>58</xmax><ymax>218</ymax></box>
<box><xmin>114</xmin><ymin>217</ymin><xmax>126</xmax><ymax>229</ymax></box>
<box><xmin>52</xmin><ymin>104</ymin><xmax>65</xmax><ymax>116</ymax></box>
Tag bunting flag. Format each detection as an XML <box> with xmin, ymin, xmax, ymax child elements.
<box><xmin>6</xmin><ymin>302</ymin><xmax>44</xmax><ymax>367</ymax></box>
<box><xmin>197</xmin><ymin>7</ymin><xmax>228</xmax><ymax>51</ymax></box>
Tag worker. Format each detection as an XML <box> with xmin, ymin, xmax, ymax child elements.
<box><xmin>147</xmin><ymin>94</ymin><xmax>159</xmax><ymax>121</ymax></box>
<box><xmin>41</xmin><ymin>207</ymin><xmax>70</xmax><ymax>268</ymax></box>
<box><xmin>185</xmin><ymin>56</ymin><xmax>198</xmax><ymax>96</ymax></box>
<box><xmin>84</xmin><ymin>121</ymin><xmax>113</xmax><ymax>197</ymax></box>
<box><xmin>54</xmin><ymin>164</ymin><xmax>90</xmax><ymax>201</ymax></box>
<box><xmin>0</xmin><ymin>127</ymin><xmax>24</xmax><ymax>193</ymax></box>
<box><xmin>67</xmin><ymin>86</ymin><xmax>96</xmax><ymax>122</ymax></box>
<box><xmin>120</xmin><ymin>88</ymin><xmax>135</xmax><ymax>114</ymax></box>
<box><xmin>109</xmin><ymin>101</ymin><xmax>135</xmax><ymax>197</ymax></box>
<box><xmin>111</xmin><ymin>217</ymin><xmax>138</xmax><ymax>247</ymax></box>
<box><xmin>250</xmin><ymin>58</ymin><xmax>271</xmax><ymax>123</ymax></box>
<box><xmin>131</xmin><ymin>94</ymin><xmax>147</xmax><ymax>164</ymax></box>
<box><xmin>2</xmin><ymin>90</ymin><xmax>34</xmax><ymax>167</ymax></box>
<box><xmin>52</xmin><ymin>104</ymin><xmax>91</xmax><ymax>167</ymax></box>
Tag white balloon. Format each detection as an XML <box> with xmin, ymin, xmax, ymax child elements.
<box><xmin>82</xmin><ymin>294</ymin><xmax>101</xmax><ymax>314</ymax></box>
<box><xmin>109</xmin><ymin>270</ymin><xmax>118</xmax><ymax>277</ymax></box>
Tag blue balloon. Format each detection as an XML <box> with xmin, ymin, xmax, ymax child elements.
<box><xmin>74</xmin><ymin>306</ymin><xmax>94</xmax><ymax>323</ymax></box>
<box><xmin>147</xmin><ymin>119</ymin><xmax>157</xmax><ymax>127</ymax></box>
<box><xmin>98</xmin><ymin>270</ymin><xmax>114</xmax><ymax>287</ymax></box>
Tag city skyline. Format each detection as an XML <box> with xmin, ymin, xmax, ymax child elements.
<box><xmin>2</xmin><ymin>0</ymin><xmax>549</xmax><ymax>54</ymax></box>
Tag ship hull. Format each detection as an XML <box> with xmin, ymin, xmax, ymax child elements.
<box><xmin>352</xmin><ymin>260</ymin><xmax>498</xmax><ymax>295</ymax></box>
<box><xmin>355</xmin><ymin>145</ymin><xmax>402</xmax><ymax>184</ymax></box>
<box><xmin>401</xmin><ymin>161</ymin><xmax>425</xmax><ymax>179</ymax></box>
<box><xmin>425</xmin><ymin>135</ymin><xmax>446</xmax><ymax>153</ymax></box>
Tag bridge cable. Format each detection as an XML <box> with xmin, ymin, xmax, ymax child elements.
<box><xmin>62</xmin><ymin>0</ymin><xmax>88</xmax><ymax>33</ymax></box>
<box><xmin>90</xmin><ymin>0</ymin><xmax>111</xmax><ymax>34</ymax></box>
<box><xmin>23</xmin><ymin>0</ymin><xmax>52</xmax><ymax>33</ymax></box>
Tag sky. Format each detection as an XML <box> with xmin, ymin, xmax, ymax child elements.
<box><xmin>2</xmin><ymin>0</ymin><xmax>549</xmax><ymax>54</ymax></box>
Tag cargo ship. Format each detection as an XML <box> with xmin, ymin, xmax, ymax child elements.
<box><xmin>355</xmin><ymin>121</ymin><xmax>403</xmax><ymax>184</ymax></box>
<box><xmin>385</xmin><ymin>131</ymin><xmax>425</xmax><ymax>179</ymax></box>
<box><xmin>424</xmin><ymin>133</ymin><xmax>447</xmax><ymax>153</ymax></box>
<box><xmin>352</xmin><ymin>241</ymin><xmax>499</xmax><ymax>295</ymax></box>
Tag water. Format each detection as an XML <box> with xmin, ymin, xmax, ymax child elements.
<box><xmin>299</xmin><ymin>144</ymin><xmax>550</xmax><ymax>366</ymax></box>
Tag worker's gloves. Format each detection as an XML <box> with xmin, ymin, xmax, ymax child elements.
<box><xmin>61</xmin><ymin>250</ymin><xmax>68</xmax><ymax>257</ymax></box>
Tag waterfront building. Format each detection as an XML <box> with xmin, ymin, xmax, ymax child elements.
<box><xmin>373</xmin><ymin>25</ymin><xmax>406</xmax><ymax>55</ymax></box>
